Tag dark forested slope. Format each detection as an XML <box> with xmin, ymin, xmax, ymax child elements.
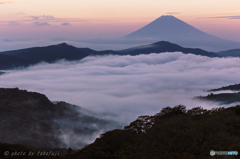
<box><xmin>197</xmin><ymin>92</ymin><xmax>240</xmax><ymax>104</ymax></box>
<box><xmin>67</xmin><ymin>105</ymin><xmax>240</xmax><ymax>159</ymax></box>
<box><xmin>197</xmin><ymin>83</ymin><xmax>240</xmax><ymax>104</ymax></box>
<box><xmin>0</xmin><ymin>88</ymin><xmax>120</xmax><ymax>148</ymax></box>
<box><xmin>210</xmin><ymin>83</ymin><xmax>240</xmax><ymax>92</ymax></box>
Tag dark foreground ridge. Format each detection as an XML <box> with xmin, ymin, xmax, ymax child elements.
<box><xmin>1</xmin><ymin>93</ymin><xmax>240</xmax><ymax>158</ymax></box>
<box><xmin>0</xmin><ymin>41</ymin><xmax>220</xmax><ymax>70</ymax></box>
<box><xmin>0</xmin><ymin>143</ymin><xmax>67</xmax><ymax>158</ymax></box>
<box><xmin>0</xmin><ymin>87</ymin><xmax>120</xmax><ymax>149</ymax></box>
<box><xmin>66</xmin><ymin>105</ymin><xmax>240</xmax><ymax>159</ymax></box>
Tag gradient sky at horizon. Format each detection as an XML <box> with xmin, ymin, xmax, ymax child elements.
<box><xmin>1</xmin><ymin>0</ymin><xmax>240</xmax><ymax>49</ymax></box>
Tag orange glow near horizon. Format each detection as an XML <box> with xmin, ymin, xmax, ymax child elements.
<box><xmin>0</xmin><ymin>0</ymin><xmax>240</xmax><ymax>42</ymax></box>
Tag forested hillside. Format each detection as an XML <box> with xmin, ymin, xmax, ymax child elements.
<box><xmin>197</xmin><ymin>83</ymin><xmax>240</xmax><ymax>104</ymax></box>
<box><xmin>210</xmin><ymin>83</ymin><xmax>240</xmax><ymax>92</ymax></box>
<box><xmin>0</xmin><ymin>88</ymin><xmax>120</xmax><ymax>148</ymax></box>
<box><xmin>1</xmin><ymin>88</ymin><xmax>240</xmax><ymax>158</ymax></box>
<box><xmin>67</xmin><ymin>105</ymin><xmax>240</xmax><ymax>159</ymax></box>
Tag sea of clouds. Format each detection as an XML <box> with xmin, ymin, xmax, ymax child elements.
<box><xmin>0</xmin><ymin>52</ymin><xmax>240</xmax><ymax>124</ymax></box>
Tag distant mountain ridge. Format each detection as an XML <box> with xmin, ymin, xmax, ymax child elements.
<box><xmin>124</xmin><ymin>15</ymin><xmax>240</xmax><ymax>51</ymax></box>
<box><xmin>0</xmin><ymin>43</ymin><xmax>90</xmax><ymax>70</ymax></box>
<box><xmin>209</xmin><ymin>83</ymin><xmax>240</xmax><ymax>92</ymax></box>
<box><xmin>217</xmin><ymin>49</ymin><xmax>240</xmax><ymax>57</ymax></box>
<box><xmin>125</xmin><ymin>15</ymin><xmax>207</xmax><ymax>39</ymax></box>
<box><xmin>119</xmin><ymin>41</ymin><xmax>220</xmax><ymax>57</ymax></box>
<box><xmin>1</xmin><ymin>43</ymin><xmax>89</xmax><ymax>63</ymax></box>
<box><xmin>0</xmin><ymin>41</ymin><xmax>220</xmax><ymax>70</ymax></box>
<box><xmin>0</xmin><ymin>54</ymin><xmax>30</xmax><ymax>70</ymax></box>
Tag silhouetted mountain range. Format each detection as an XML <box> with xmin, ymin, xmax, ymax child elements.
<box><xmin>0</xmin><ymin>54</ymin><xmax>30</xmax><ymax>70</ymax></box>
<box><xmin>0</xmin><ymin>43</ymin><xmax>89</xmax><ymax>69</ymax></box>
<box><xmin>0</xmin><ymin>41</ymin><xmax>221</xmax><ymax>70</ymax></box>
<box><xmin>118</xmin><ymin>41</ymin><xmax>220</xmax><ymax>57</ymax></box>
<box><xmin>217</xmin><ymin>49</ymin><xmax>240</xmax><ymax>57</ymax></box>
<box><xmin>0</xmin><ymin>87</ymin><xmax>120</xmax><ymax>148</ymax></box>
<box><xmin>124</xmin><ymin>15</ymin><xmax>240</xmax><ymax>51</ymax></box>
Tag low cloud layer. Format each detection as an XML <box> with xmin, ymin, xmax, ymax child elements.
<box><xmin>1</xmin><ymin>52</ymin><xmax>240</xmax><ymax>124</ymax></box>
<box><xmin>202</xmin><ymin>15</ymin><xmax>240</xmax><ymax>19</ymax></box>
<box><xmin>32</xmin><ymin>22</ymin><xmax>50</xmax><ymax>26</ymax></box>
<box><xmin>8</xmin><ymin>21</ymin><xmax>20</xmax><ymax>26</ymax></box>
<box><xmin>0</xmin><ymin>38</ymin><xmax>155</xmax><ymax>52</ymax></box>
<box><xmin>28</xmin><ymin>15</ymin><xmax>55</xmax><ymax>20</ymax></box>
<box><xmin>165</xmin><ymin>12</ymin><xmax>181</xmax><ymax>15</ymax></box>
<box><xmin>62</xmin><ymin>22</ymin><xmax>70</xmax><ymax>26</ymax></box>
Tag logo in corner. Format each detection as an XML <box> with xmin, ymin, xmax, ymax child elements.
<box><xmin>210</xmin><ymin>150</ymin><xmax>215</xmax><ymax>156</ymax></box>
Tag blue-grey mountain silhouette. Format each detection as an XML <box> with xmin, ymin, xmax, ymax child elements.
<box><xmin>124</xmin><ymin>15</ymin><xmax>240</xmax><ymax>51</ymax></box>
<box><xmin>0</xmin><ymin>41</ymin><xmax>220</xmax><ymax>70</ymax></box>
<box><xmin>0</xmin><ymin>54</ymin><xmax>31</xmax><ymax>70</ymax></box>
<box><xmin>0</xmin><ymin>43</ymin><xmax>89</xmax><ymax>69</ymax></box>
<box><xmin>217</xmin><ymin>49</ymin><xmax>240</xmax><ymax>57</ymax></box>
<box><xmin>1</xmin><ymin>43</ymin><xmax>89</xmax><ymax>64</ymax></box>
<box><xmin>118</xmin><ymin>41</ymin><xmax>220</xmax><ymax>57</ymax></box>
<box><xmin>0</xmin><ymin>41</ymin><xmax>221</xmax><ymax>70</ymax></box>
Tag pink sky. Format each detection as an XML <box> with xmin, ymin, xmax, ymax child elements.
<box><xmin>0</xmin><ymin>0</ymin><xmax>240</xmax><ymax>50</ymax></box>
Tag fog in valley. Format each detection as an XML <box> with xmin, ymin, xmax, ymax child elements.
<box><xmin>0</xmin><ymin>52</ymin><xmax>240</xmax><ymax>125</ymax></box>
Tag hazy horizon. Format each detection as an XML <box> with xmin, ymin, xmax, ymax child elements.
<box><xmin>1</xmin><ymin>0</ymin><xmax>240</xmax><ymax>51</ymax></box>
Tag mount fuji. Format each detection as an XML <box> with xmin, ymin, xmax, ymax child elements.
<box><xmin>124</xmin><ymin>15</ymin><xmax>240</xmax><ymax>51</ymax></box>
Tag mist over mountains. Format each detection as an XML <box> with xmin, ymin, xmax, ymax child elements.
<box><xmin>0</xmin><ymin>41</ymin><xmax>222</xmax><ymax>70</ymax></box>
<box><xmin>1</xmin><ymin>14</ymin><xmax>240</xmax><ymax>157</ymax></box>
<box><xmin>0</xmin><ymin>88</ymin><xmax>121</xmax><ymax>149</ymax></box>
<box><xmin>1</xmin><ymin>15</ymin><xmax>240</xmax><ymax>71</ymax></box>
<box><xmin>68</xmin><ymin>105</ymin><xmax>240</xmax><ymax>159</ymax></box>
<box><xmin>119</xmin><ymin>41</ymin><xmax>219</xmax><ymax>57</ymax></box>
<box><xmin>2</xmin><ymin>15</ymin><xmax>240</xmax><ymax>52</ymax></box>
<box><xmin>1</xmin><ymin>52</ymin><xmax>240</xmax><ymax>125</ymax></box>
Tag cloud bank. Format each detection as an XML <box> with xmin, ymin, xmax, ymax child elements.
<box><xmin>0</xmin><ymin>52</ymin><xmax>240</xmax><ymax>124</ymax></box>
<box><xmin>165</xmin><ymin>12</ymin><xmax>181</xmax><ymax>15</ymax></box>
<box><xmin>62</xmin><ymin>22</ymin><xmax>70</xmax><ymax>26</ymax></box>
<box><xmin>32</xmin><ymin>22</ymin><xmax>50</xmax><ymax>26</ymax></box>
<box><xmin>28</xmin><ymin>15</ymin><xmax>55</xmax><ymax>20</ymax></box>
<box><xmin>202</xmin><ymin>15</ymin><xmax>240</xmax><ymax>19</ymax></box>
